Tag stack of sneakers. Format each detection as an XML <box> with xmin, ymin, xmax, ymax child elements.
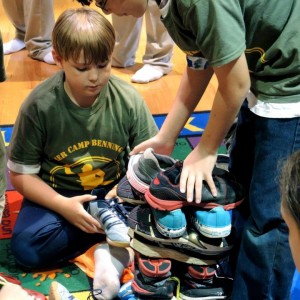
<box><xmin>116</xmin><ymin>148</ymin><xmax>245</xmax><ymax>299</ymax></box>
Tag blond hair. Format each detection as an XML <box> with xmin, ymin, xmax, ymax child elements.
<box><xmin>52</xmin><ymin>7</ymin><xmax>115</xmax><ymax>64</ymax></box>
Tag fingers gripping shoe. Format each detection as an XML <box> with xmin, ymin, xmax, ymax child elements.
<box><xmin>145</xmin><ymin>161</ymin><xmax>245</xmax><ymax>211</ymax></box>
<box><xmin>192</xmin><ymin>207</ymin><xmax>232</xmax><ymax>238</ymax></box>
<box><xmin>127</xmin><ymin>148</ymin><xmax>176</xmax><ymax>197</ymax></box>
<box><xmin>87</xmin><ymin>190</ymin><xmax>130</xmax><ymax>247</ymax></box>
<box><xmin>151</xmin><ymin>208</ymin><xmax>187</xmax><ymax>238</ymax></box>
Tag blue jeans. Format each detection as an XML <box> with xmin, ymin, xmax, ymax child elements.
<box><xmin>230</xmin><ymin>102</ymin><xmax>300</xmax><ymax>299</ymax></box>
<box><xmin>11</xmin><ymin>189</ymin><xmax>107</xmax><ymax>270</ymax></box>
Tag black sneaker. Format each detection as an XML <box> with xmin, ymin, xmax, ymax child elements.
<box><xmin>145</xmin><ymin>161</ymin><xmax>245</xmax><ymax>211</ymax></box>
<box><xmin>117</xmin><ymin>175</ymin><xmax>145</xmax><ymax>205</ymax></box>
<box><xmin>131</xmin><ymin>253</ymin><xmax>176</xmax><ymax>299</ymax></box>
<box><xmin>178</xmin><ymin>264</ymin><xmax>233</xmax><ymax>300</ymax></box>
<box><xmin>128</xmin><ymin>205</ymin><xmax>233</xmax><ymax>259</ymax></box>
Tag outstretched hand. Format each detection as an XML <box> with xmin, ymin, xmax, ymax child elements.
<box><xmin>58</xmin><ymin>194</ymin><xmax>104</xmax><ymax>234</ymax></box>
<box><xmin>180</xmin><ymin>146</ymin><xmax>217</xmax><ymax>203</ymax></box>
<box><xmin>130</xmin><ymin>135</ymin><xmax>175</xmax><ymax>156</ymax></box>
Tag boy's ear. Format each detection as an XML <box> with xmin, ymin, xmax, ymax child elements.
<box><xmin>52</xmin><ymin>49</ymin><xmax>63</xmax><ymax>68</ymax></box>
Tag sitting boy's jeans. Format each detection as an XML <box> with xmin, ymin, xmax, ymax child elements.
<box><xmin>230</xmin><ymin>101</ymin><xmax>299</xmax><ymax>300</ymax></box>
<box><xmin>11</xmin><ymin>189</ymin><xmax>107</xmax><ymax>270</ymax></box>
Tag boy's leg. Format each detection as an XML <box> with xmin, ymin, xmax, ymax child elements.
<box><xmin>11</xmin><ymin>196</ymin><xmax>105</xmax><ymax>270</ymax></box>
<box><xmin>2</xmin><ymin>0</ymin><xmax>26</xmax><ymax>54</ymax></box>
<box><xmin>23</xmin><ymin>0</ymin><xmax>55</xmax><ymax>63</ymax></box>
<box><xmin>92</xmin><ymin>243</ymin><xmax>133</xmax><ymax>300</ymax></box>
<box><xmin>111</xmin><ymin>14</ymin><xmax>142</xmax><ymax>68</ymax></box>
<box><xmin>231</xmin><ymin>105</ymin><xmax>299</xmax><ymax>299</ymax></box>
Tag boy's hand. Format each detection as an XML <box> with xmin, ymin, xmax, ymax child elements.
<box><xmin>180</xmin><ymin>146</ymin><xmax>217</xmax><ymax>203</ymax></box>
<box><xmin>130</xmin><ymin>135</ymin><xmax>175</xmax><ymax>156</ymax></box>
<box><xmin>59</xmin><ymin>194</ymin><xmax>104</xmax><ymax>234</ymax></box>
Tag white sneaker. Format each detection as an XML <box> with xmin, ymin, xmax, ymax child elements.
<box><xmin>43</xmin><ymin>51</ymin><xmax>55</xmax><ymax>65</ymax></box>
<box><xmin>48</xmin><ymin>281</ymin><xmax>78</xmax><ymax>300</ymax></box>
<box><xmin>3</xmin><ymin>39</ymin><xmax>25</xmax><ymax>55</ymax></box>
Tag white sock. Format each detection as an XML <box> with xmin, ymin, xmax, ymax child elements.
<box><xmin>131</xmin><ymin>64</ymin><xmax>165</xmax><ymax>83</ymax></box>
<box><xmin>43</xmin><ymin>52</ymin><xmax>55</xmax><ymax>65</ymax></box>
<box><xmin>3</xmin><ymin>39</ymin><xmax>25</xmax><ymax>55</ymax></box>
<box><xmin>93</xmin><ymin>243</ymin><xmax>132</xmax><ymax>300</ymax></box>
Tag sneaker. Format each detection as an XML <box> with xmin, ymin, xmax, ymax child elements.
<box><xmin>48</xmin><ymin>281</ymin><xmax>78</xmax><ymax>300</ymax></box>
<box><xmin>151</xmin><ymin>208</ymin><xmax>187</xmax><ymax>238</ymax></box>
<box><xmin>132</xmin><ymin>253</ymin><xmax>176</xmax><ymax>299</ymax></box>
<box><xmin>179</xmin><ymin>264</ymin><xmax>233</xmax><ymax>300</ymax></box>
<box><xmin>128</xmin><ymin>205</ymin><xmax>233</xmax><ymax>259</ymax></box>
<box><xmin>87</xmin><ymin>189</ymin><xmax>130</xmax><ymax>247</ymax></box>
<box><xmin>118</xmin><ymin>280</ymin><xmax>138</xmax><ymax>300</ymax></box>
<box><xmin>127</xmin><ymin>148</ymin><xmax>176</xmax><ymax>197</ymax></box>
<box><xmin>130</xmin><ymin>231</ymin><xmax>216</xmax><ymax>266</ymax></box>
<box><xmin>145</xmin><ymin>161</ymin><xmax>245</xmax><ymax>211</ymax></box>
<box><xmin>192</xmin><ymin>207</ymin><xmax>232</xmax><ymax>238</ymax></box>
<box><xmin>117</xmin><ymin>175</ymin><xmax>145</xmax><ymax>205</ymax></box>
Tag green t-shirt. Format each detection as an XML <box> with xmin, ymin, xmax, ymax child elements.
<box><xmin>8</xmin><ymin>71</ymin><xmax>158</xmax><ymax>191</ymax></box>
<box><xmin>0</xmin><ymin>32</ymin><xmax>7</xmax><ymax>196</ymax></box>
<box><xmin>162</xmin><ymin>0</ymin><xmax>300</xmax><ymax>103</ymax></box>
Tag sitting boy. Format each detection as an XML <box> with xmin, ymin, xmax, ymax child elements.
<box><xmin>7</xmin><ymin>7</ymin><xmax>157</xmax><ymax>299</ymax></box>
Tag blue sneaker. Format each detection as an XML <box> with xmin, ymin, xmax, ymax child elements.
<box><xmin>192</xmin><ymin>207</ymin><xmax>232</xmax><ymax>238</ymax></box>
<box><xmin>151</xmin><ymin>208</ymin><xmax>187</xmax><ymax>238</ymax></box>
<box><xmin>118</xmin><ymin>280</ymin><xmax>138</xmax><ymax>300</ymax></box>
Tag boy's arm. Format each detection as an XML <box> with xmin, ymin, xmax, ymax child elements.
<box><xmin>131</xmin><ymin>66</ymin><xmax>214</xmax><ymax>155</ymax></box>
<box><xmin>10</xmin><ymin>171</ymin><xmax>102</xmax><ymax>233</ymax></box>
<box><xmin>181</xmin><ymin>53</ymin><xmax>250</xmax><ymax>202</ymax></box>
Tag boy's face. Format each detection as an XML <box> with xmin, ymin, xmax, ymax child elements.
<box><xmin>96</xmin><ymin>0</ymin><xmax>148</xmax><ymax>17</ymax></box>
<box><xmin>53</xmin><ymin>50</ymin><xmax>111</xmax><ymax>105</ymax></box>
<box><xmin>281</xmin><ymin>203</ymin><xmax>300</xmax><ymax>271</ymax></box>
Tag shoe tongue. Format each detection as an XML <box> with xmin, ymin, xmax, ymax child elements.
<box><xmin>167</xmin><ymin>161</ymin><xmax>183</xmax><ymax>184</ymax></box>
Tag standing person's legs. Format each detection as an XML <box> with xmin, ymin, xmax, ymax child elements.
<box><xmin>23</xmin><ymin>0</ymin><xmax>55</xmax><ymax>63</ymax></box>
<box><xmin>131</xmin><ymin>0</ymin><xmax>174</xmax><ymax>83</ymax></box>
<box><xmin>2</xmin><ymin>0</ymin><xmax>26</xmax><ymax>54</ymax></box>
<box><xmin>231</xmin><ymin>105</ymin><xmax>299</xmax><ymax>299</ymax></box>
<box><xmin>111</xmin><ymin>14</ymin><xmax>142</xmax><ymax>68</ymax></box>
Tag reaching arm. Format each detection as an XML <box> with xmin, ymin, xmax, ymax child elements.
<box><xmin>181</xmin><ymin>53</ymin><xmax>250</xmax><ymax>202</ymax></box>
<box><xmin>131</xmin><ymin>66</ymin><xmax>214</xmax><ymax>155</ymax></box>
<box><xmin>10</xmin><ymin>171</ymin><xmax>102</xmax><ymax>233</ymax></box>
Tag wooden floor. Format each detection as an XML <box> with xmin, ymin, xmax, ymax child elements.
<box><xmin>0</xmin><ymin>1</ymin><xmax>217</xmax><ymax>126</ymax></box>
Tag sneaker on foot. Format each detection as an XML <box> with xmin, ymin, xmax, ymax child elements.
<box><xmin>151</xmin><ymin>208</ymin><xmax>186</xmax><ymax>238</ymax></box>
<box><xmin>145</xmin><ymin>160</ymin><xmax>245</xmax><ymax>211</ymax></box>
<box><xmin>118</xmin><ymin>280</ymin><xmax>138</xmax><ymax>300</ymax></box>
<box><xmin>48</xmin><ymin>281</ymin><xmax>78</xmax><ymax>300</ymax></box>
<box><xmin>192</xmin><ymin>207</ymin><xmax>232</xmax><ymax>238</ymax></box>
<box><xmin>131</xmin><ymin>64</ymin><xmax>166</xmax><ymax>83</ymax></box>
<box><xmin>3</xmin><ymin>38</ymin><xmax>25</xmax><ymax>54</ymax></box>
<box><xmin>87</xmin><ymin>190</ymin><xmax>130</xmax><ymax>247</ymax></box>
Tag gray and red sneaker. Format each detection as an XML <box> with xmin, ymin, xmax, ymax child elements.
<box><xmin>145</xmin><ymin>161</ymin><xmax>245</xmax><ymax>211</ymax></box>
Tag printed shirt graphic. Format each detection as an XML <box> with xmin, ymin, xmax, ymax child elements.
<box><xmin>8</xmin><ymin>71</ymin><xmax>158</xmax><ymax>191</ymax></box>
<box><xmin>162</xmin><ymin>0</ymin><xmax>300</xmax><ymax>103</ymax></box>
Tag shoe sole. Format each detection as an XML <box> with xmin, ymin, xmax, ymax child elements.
<box><xmin>106</xmin><ymin>237</ymin><xmax>130</xmax><ymax>248</ymax></box>
<box><xmin>129</xmin><ymin>231</ymin><xmax>216</xmax><ymax>266</ymax></box>
<box><xmin>145</xmin><ymin>189</ymin><xmax>244</xmax><ymax>211</ymax></box>
<box><xmin>194</xmin><ymin>222</ymin><xmax>232</xmax><ymax>239</ymax></box>
<box><xmin>127</xmin><ymin>154</ymin><xmax>150</xmax><ymax>194</ymax></box>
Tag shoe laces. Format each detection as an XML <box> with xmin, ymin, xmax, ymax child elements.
<box><xmin>87</xmin><ymin>288</ymin><xmax>102</xmax><ymax>300</ymax></box>
<box><xmin>169</xmin><ymin>276</ymin><xmax>181</xmax><ymax>300</ymax></box>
